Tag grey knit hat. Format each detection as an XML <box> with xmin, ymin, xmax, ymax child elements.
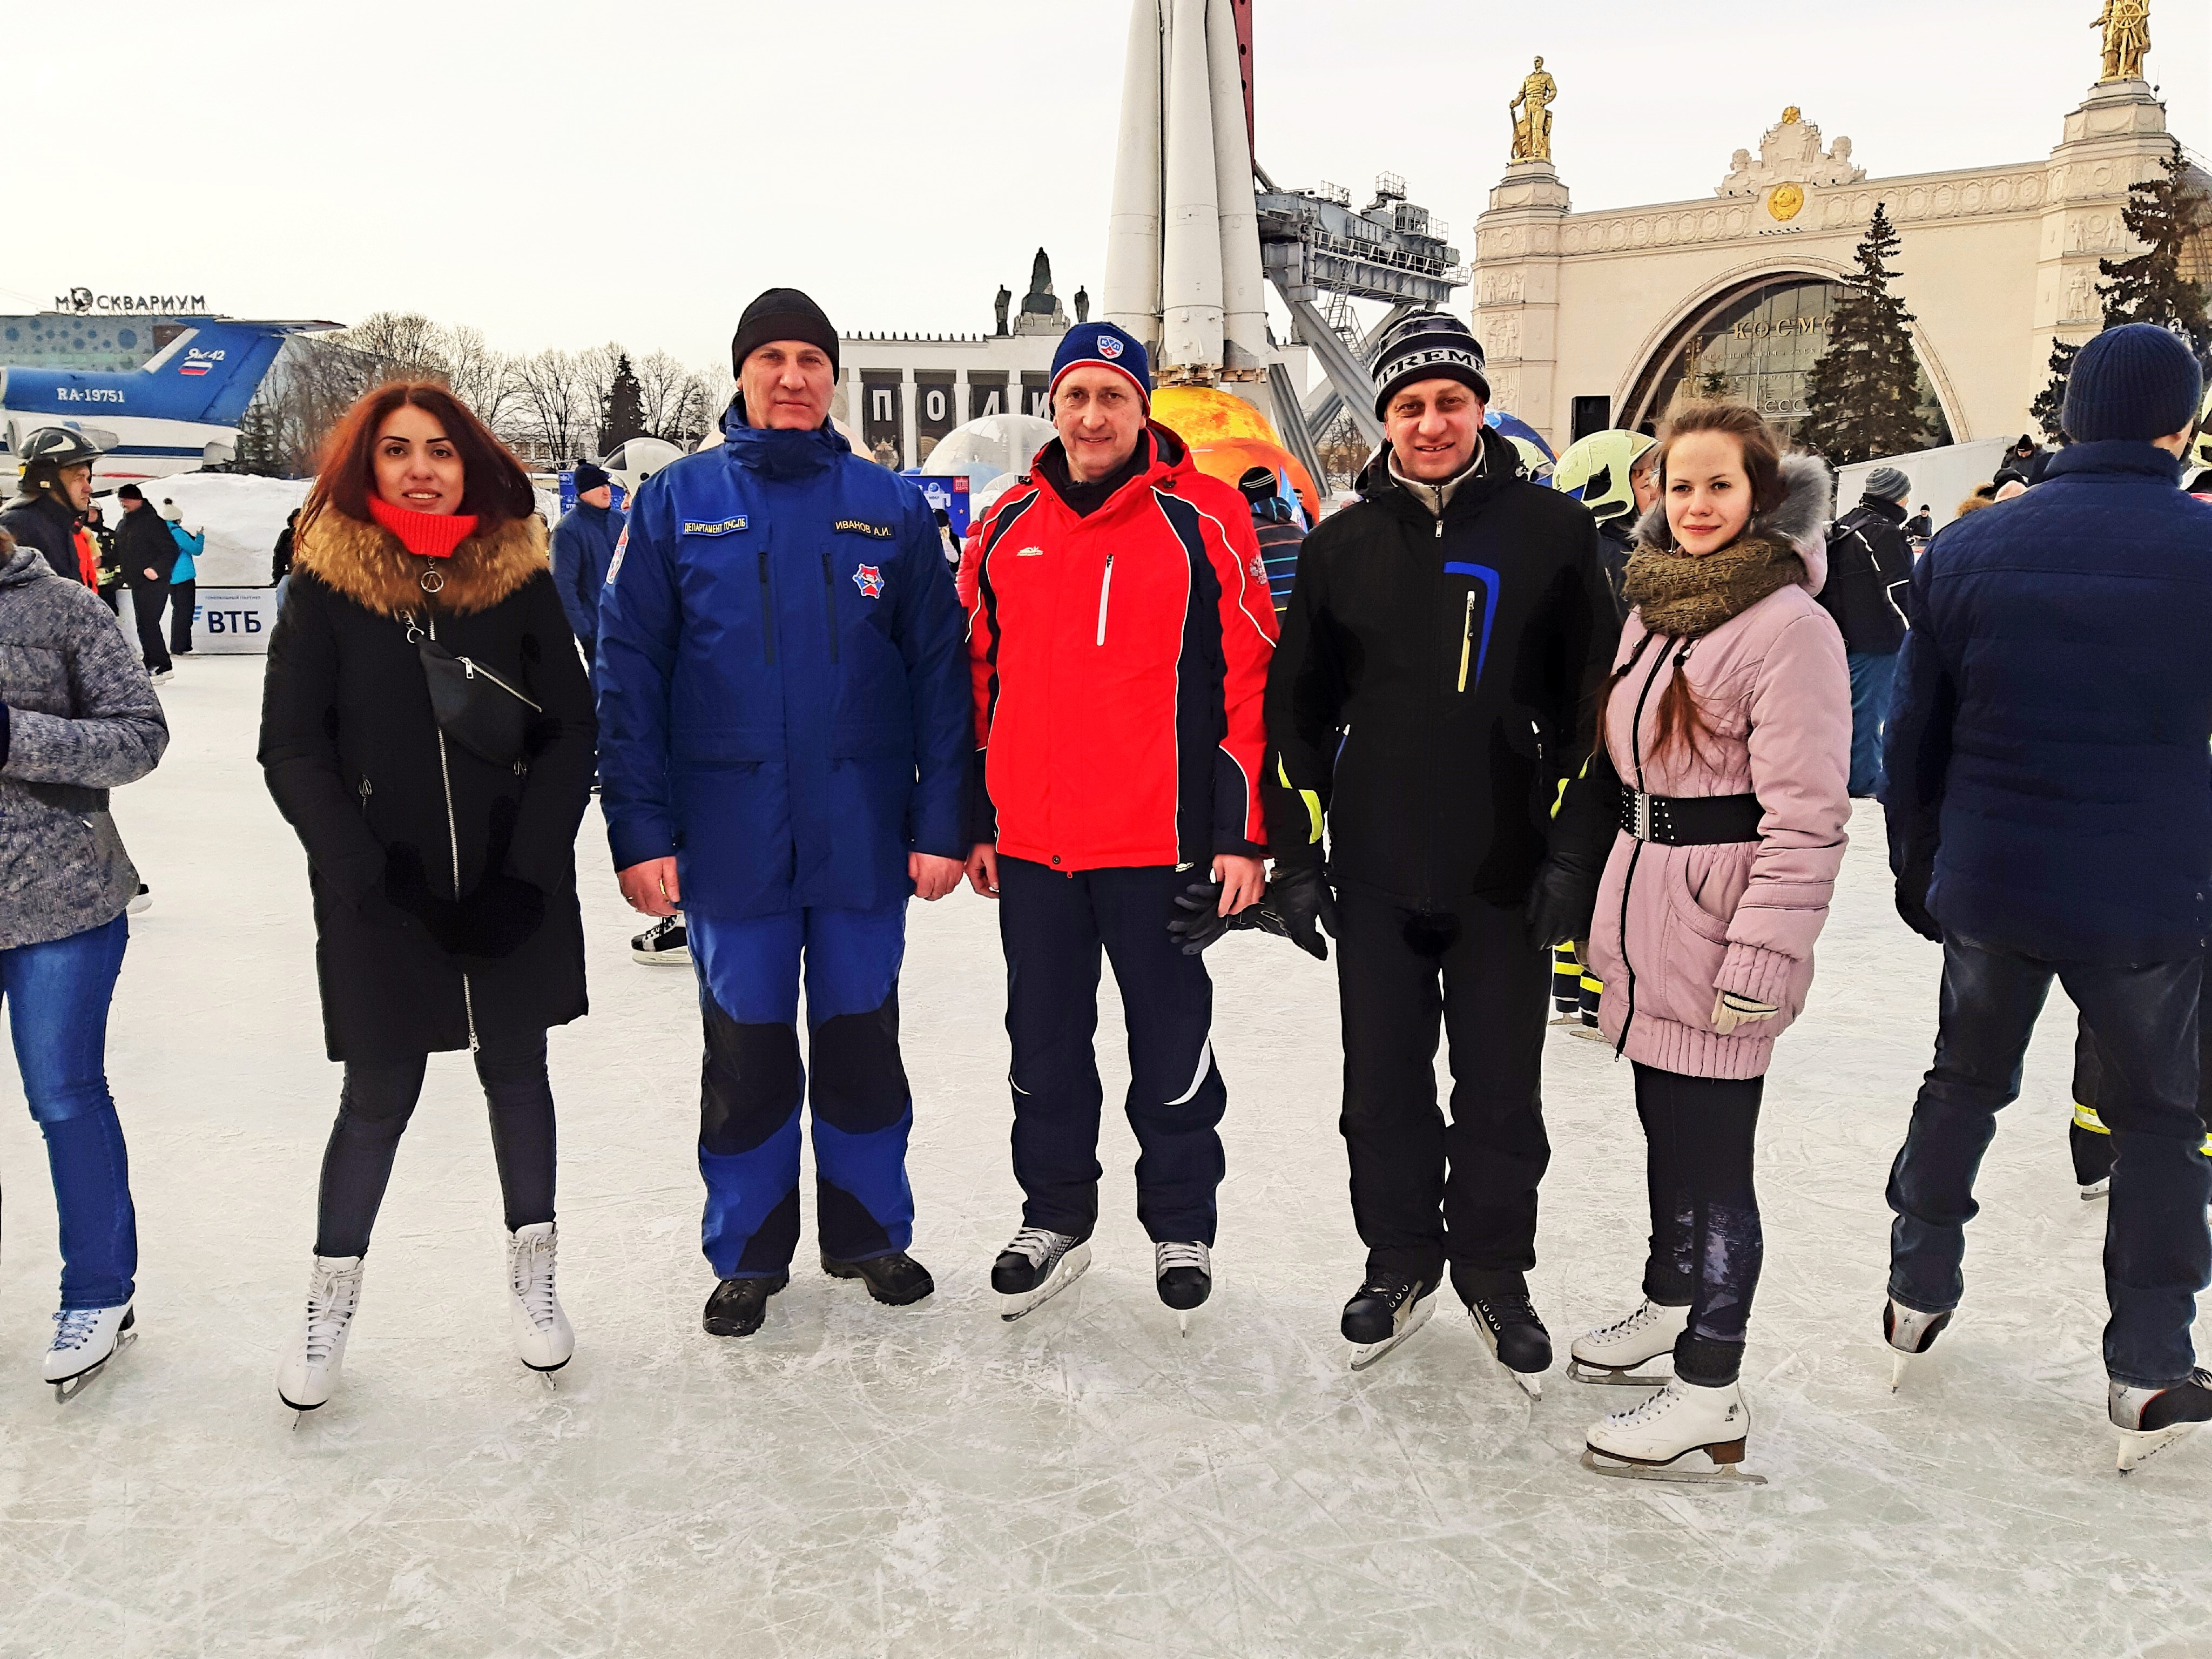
<box><xmin>1864</xmin><ymin>466</ymin><xmax>1912</xmax><ymax>503</ymax></box>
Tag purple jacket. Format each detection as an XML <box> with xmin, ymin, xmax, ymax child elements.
<box><xmin>1588</xmin><ymin>461</ymin><xmax>1852</xmax><ymax>1080</ymax></box>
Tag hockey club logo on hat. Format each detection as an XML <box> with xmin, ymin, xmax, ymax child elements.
<box><xmin>852</xmin><ymin>563</ymin><xmax>885</xmax><ymax>599</ymax></box>
<box><xmin>1097</xmin><ymin>333</ymin><xmax>1124</xmax><ymax>360</ymax></box>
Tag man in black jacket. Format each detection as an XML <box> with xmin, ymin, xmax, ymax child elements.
<box><xmin>0</xmin><ymin>426</ymin><xmax>102</xmax><ymax>586</ymax></box>
<box><xmin>1818</xmin><ymin>464</ymin><xmax>1914</xmax><ymax>798</ymax></box>
<box><xmin>1261</xmin><ymin>311</ymin><xmax>1620</xmax><ymax>1387</ymax></box>
<box><xmin>112</xmin><ymin>484</ymin><xmax>176</xmax><ymax>680</ymax></box>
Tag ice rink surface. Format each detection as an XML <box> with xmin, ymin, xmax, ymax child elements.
<box><xmin>1</xmin><ymin>659</ymin><xmax>2206</xmax><ymax>1658</ymax></box>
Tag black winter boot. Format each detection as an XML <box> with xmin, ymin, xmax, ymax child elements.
<box><xmin>821</xmin><ymin>1252</ymin><xmax>935</xmax><ymax>1306</ymax></box>
<box><xmin>703</xmin><ymin>1273</ymin><xmax>788</xmax><ymax>1338</ymax></box>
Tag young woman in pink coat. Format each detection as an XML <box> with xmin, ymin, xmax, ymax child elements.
<box><xmin>1572</xmin><ymin>402</ymin><xmax>1851</xmax><ymax>1480</ymax></box>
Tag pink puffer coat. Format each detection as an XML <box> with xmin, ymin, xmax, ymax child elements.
<box><xmin>1587</xmin><ymin>467</ymin><xmax>1852</xmax><ymax>1081</ymax></box>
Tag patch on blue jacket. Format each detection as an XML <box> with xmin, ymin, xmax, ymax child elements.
<box><xmin>682</xmin><ymin>516</ymin><xmax>750</xmax><ymax>537</ymax></box>
<box><xmin>835</xmin><ymin>518</ymin><xmax>895</xmax><ymax>539</ymax></box>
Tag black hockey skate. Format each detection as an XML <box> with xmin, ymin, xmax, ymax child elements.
<box><xmin>703</xmin><ymin>1273</ymin><xmax>788</xmax><ymax>1338</ymax></box>
<box><xmin>1460</xmin><ymin>1268</ymin><xmax>1552</xmax><ymax>1399</ymax></box>
<box><xmin>1155</xmin><ymin>1242</ymin><xmax>1212</xmax><ymax>1337</ymax></box>
<box><xmin>1342</xmin><ymin>1268</ymin><xmax>1441</xmax><ymax>1372</ymax></box>
<box><xmin>2111</xmin><ymin>1370</ymin><xmax>2212</xmax><ymax>1474</ymax></box>
<box><xmin>822</xmin><ymin>1251</ymin><xmax>936</xmax><ymax>1306</ymax></box>
<box><xmin>1881</xmin><ymin>1297</ymin><xmax>1952</xmax><ymax>1391</ymax></box>
<box><xmin>993</xmin><ymin>1228</ymin><xmax>1091</xmax><ymax>1321</ymax></box>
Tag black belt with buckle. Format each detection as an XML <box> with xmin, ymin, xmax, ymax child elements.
<box><xmin>1619</xmin><ymin>789</ymin><xmax>1763</xmax><ymax>846</ymax></box>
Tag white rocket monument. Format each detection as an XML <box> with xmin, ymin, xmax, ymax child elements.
<box><xmin>1100</xmin><ymin>0</ymin><xmax>1270</xmax><ymax>388</ymax></box>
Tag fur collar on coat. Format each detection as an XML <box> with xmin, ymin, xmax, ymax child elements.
<box><xmin>291</xmin><ymin>509</ymin><xmax>548</xmax><ymax>619</ymax></box>
<box><xmin>1632</xmin><ymin>451</ymin><xmax>1833</xmax><ymax>594</ymax></box>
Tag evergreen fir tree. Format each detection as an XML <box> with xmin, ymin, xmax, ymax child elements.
<box><xmin>598</xmin><ymin>353</ymin><xmax>648</xmax><ymax>456</ymax></box>
<box><xmin>2031</xmin><ymin>337</ymin><xmax>2081</xmax><ymax>443</ymax></box>
<box><xmin>1797</xmin><ymin>203</ymin><xmax>1934</xmax><ymax>465</ymax></box>
<box><xmin>2098</xmin><ymin>139</ymin><xmax>2211</xmax><ymax>363</ymax></box>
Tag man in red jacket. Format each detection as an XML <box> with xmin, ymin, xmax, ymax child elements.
<box><xmin>960</xmin><ymin>322</ymin><xmax>1277</xmax><ymax>1328</ymax></box>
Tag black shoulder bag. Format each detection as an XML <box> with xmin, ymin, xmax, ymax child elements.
<box><xmin>401</xmin><ymin>611</ymin><xmax>541</xmax><ymax>768</ymax></box>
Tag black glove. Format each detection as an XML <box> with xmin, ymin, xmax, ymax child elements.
<box><xmin>446</xmin><ymin>873</ymin><xmax>548</xmax><ymax>960</ymax></box>
<box><xmin>383</xmin><ymin>846</ymin><xmax>545</xmax><ymax>960</ymax></box>
<box><xmin>1245</xmin><ymin>864</ymin><xmax>1334</xmax><ymax>961</ymax></box>
<box><xmin>1894</xmin><ymin>867</ymin><xmax>1941</xmax><ymax>943</ymax></box>
<box><xmin>1524</xmin><ymin>855</ymin><xmax>1601</xmax><ymax>950</ymax></box>
<box><xmin>1167</xmin><ymin>879</ymin><xmax>1231</xmax><ymax>956</ymax></box>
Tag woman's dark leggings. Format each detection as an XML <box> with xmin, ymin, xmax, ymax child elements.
<box><xmin>314</xmin><ymin>1034</ymin><xmax>556</xmax><ymax>1258</ymax></box>
<box><xmin>1634</xmin><ymin>1063</ymin><xmax>1765</xmax><ymax>1387</ymax></box>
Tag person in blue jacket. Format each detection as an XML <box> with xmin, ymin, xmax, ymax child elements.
<box><xmin>596</xmin><ymin>287</ymin><xmax>972</xmax><ymax>1339</ymax></box>
<box><xmin>159</xmin><ymin>501</ymin><xmax>204</xmax><ymax>657</ymax></box>
<box><xmin>1880</xmin><ymin>323</ymin><xmax>2212</xmax><ymax>1465</ymax></box>
<box><xmin>550</xmin><ymin>461</ymin><xmax>622</xmax><ymax>669</ymax></box>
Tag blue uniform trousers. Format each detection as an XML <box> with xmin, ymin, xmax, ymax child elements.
<box><xmin>692</xmin><ymin>903</ymin><xmax>915</xmax><ymax>1278</ymax></box>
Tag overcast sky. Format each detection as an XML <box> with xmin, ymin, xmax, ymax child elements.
<box><xmin>17</xmin><ymin>0</ymin><xmax>2206</xmax><ymax>376</ymax></box>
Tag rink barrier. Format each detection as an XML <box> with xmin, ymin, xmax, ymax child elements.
<box><xmin>117</xmin><ymin>585</ymin><xmax>281</xmax><ymax>654</ymax></box>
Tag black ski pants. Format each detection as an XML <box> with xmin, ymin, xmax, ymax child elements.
<box><xmin>168</xmin><ymin>578</ymin><xmax>195</xmax><ymax>653</ymax></box>
<box><xmin>1887</xmin><ymin>937</ymin><xmax>2210</xmax><ymax>1390</ymax></box>
<box><xmin>314</xmin><ymin>1033</ymin><xmax>557</xmax><ymax>1258</ymax></box>
<box><xmin>999</xmin><ymin>855</ymin><xmax>1226</xmax><ymax>1246</ymax></box>
<box><xmin>1635</xmin><ymin>1063</ymin><xmax>1763</xmax><ymax>1386</ymax></box>
<box><xmin>1334</xmin><ymin>889</ymin><xmax>1550</xmax><ymax>1295</ymax></box>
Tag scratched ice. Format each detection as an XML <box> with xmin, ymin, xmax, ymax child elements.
<box><xmin>0</xmin><ymin>660</ymin><xmax>2206</xmax><ymax>1657</ymax></box>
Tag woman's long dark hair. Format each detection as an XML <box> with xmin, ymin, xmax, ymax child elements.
<box><xmin>1596</xmin><ymin>400</ymin><xmax>1786</xmax><ymax>770</ymax></box>
<box><xmin>301</xmin><ymin>381</ymin><xmax>536</xmax><ymax>536</ymax></box>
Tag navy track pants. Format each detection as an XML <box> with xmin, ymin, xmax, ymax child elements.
<box><xmin>997</xmin><ymin>856</ymin><xmax>1226</xmax><ymax>1246</ymax></box>
<box><xmin>692</xmin><ymin>903</ymin><xmax>915</xmax><ymax>1279</ymax></box>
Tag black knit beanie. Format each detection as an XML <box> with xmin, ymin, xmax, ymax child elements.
<box><xmin>731</xmin><ymin>288</ymin><xmax>839</xmax><ymax>379</ymax></box>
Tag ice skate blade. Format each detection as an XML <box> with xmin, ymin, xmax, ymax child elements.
<box><xmin>1563</xmin><ymin>1024</ymin><xmax>1613</xmax><ymax>1044</ymax></box>
<box><xmin>50</xmin><ymin>1330</ymin><xmax>136</xmax><ymax>1404</ymax></box>
<box><xmin>1581</xmin><ymin>1446</ymin><xmax>1766</xmax><ymax>1487</ymax></box>
<box><xmin>1568</xmin><ymin>1358</ymin><xmax>1673</xmax><ymax>1388</ymax></box>
<box><xmin>1000</xmin><ymin>1242</ymin><xmax>1091</xmax><ymax>1322</ymax></box>
<box><xmin>2116</xmin><ymin>1420</ymin><xmax>2200</xmax><ymax>1474</ymax></box>
<box><xmin>1348</xmin><ymin>1291</ymin><xmax>1437</xmax><ymax>1372</ymax></box>
<box><xmin>2080</xmin><ymin>1178</ymin><xmax>2110</xmax><ymax>1201</ymax></box>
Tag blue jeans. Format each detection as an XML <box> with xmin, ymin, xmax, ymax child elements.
<box><xmin>691</xmin><ymin>903</ymin><xmax>915</xmax><ymax>1278</ymax></box>
<box><xmin>1887</xmin><ymin>935</ymin><xmax>2210</xmax><ymax>1387</ymax></box>
<box><xmin>1846</xmin><ymin>650</ymin><xmax>1899</xmax><ymax>798</ymax></box>
<box><xmin>2</xmin><ymin>915</ymin><xmax>136</xmax><ymax>1309</ymax></box>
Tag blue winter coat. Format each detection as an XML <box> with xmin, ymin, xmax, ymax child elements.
<box><xmin>595</xmin><ymin>416</ymin><xmax>970</xmax><ymax>920</ymax></box>
<box><xmin>550</xmin><ymin>501</ymin><xmax>623</xmax><ymax>653</ymax></box>
<box><xmin>1883</xmin><ymin>441</ymin><xmax>2212</xmax><ymax>963</ymax></box>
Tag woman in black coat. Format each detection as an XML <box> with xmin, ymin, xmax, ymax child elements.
<box><xmin>259</xmin><ymin>382</ymin><xmax>595</xmax><ymax>1412</ymax></box>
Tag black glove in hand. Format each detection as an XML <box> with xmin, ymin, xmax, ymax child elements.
<box><xmin>1247</xmin><ymin>864</ymin><xmax>1334</xmax><ymax>961</ymax></box>
<box><xmin>382</xmin><ymin>846</ymin><xmax>545</xmax><ymax>960</ymax></box>
<box><xmin>1167</xmin><ymin>879</ymin><xmax>1231</xmax><ymax>956</ymax></box>
<box><xmin>1894</xmin><ymin>872</ymin><xmax>1941</xmax><ymax>943</ymax></box>
<box><xmin>446</xmin><ymin>873</ymin><xmax>548</xmax><ymax>960</ymax></box>
<box><xmin>1523</xmin><ymin>856</ymin><xmax>1600</xmax><ymax>950</ymax></box>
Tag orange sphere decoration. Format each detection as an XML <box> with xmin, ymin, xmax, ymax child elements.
<box><xmin>1150</xmin><ymin>385</ymin><xmax>1321</xmax><ymax>524</ymax></box>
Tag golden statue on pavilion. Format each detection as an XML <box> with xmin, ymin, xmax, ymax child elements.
<box><xmin>1509</xmin><ymin>57</ymin><xmax>1556</xmax><ymax>163</ymax></box>
<box><xmin>2094</xmin><ymin>0</ymin><xmax>2150</xmax><ymax>83</ymax></box>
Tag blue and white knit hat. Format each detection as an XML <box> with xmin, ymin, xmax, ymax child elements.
<box><xmin>1050</xmin><ymin>322</ymin><xmax>1151</xmax><ymax>409</ymax></box>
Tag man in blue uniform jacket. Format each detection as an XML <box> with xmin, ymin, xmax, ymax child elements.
<box><xmin>596</xmin><ymin>288</ymin><xmax>972</xmax><ymax>1338</ymax></box>
<box><xmin>550</xmin><ymin>460</ymin><xmax>623</xmax><ymax>667</ymax></box>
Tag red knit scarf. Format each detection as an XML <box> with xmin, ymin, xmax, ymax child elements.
<box><xmin>368</xmin><ymin>496</ymin><xmax>478</xmax><ymax>559</ymax></box>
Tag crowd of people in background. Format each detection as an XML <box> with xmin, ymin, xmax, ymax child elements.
<box><xmin>1</xmin><ymin>295</ymin><xmax>2209</xmax><ymax>1483</ymax></box>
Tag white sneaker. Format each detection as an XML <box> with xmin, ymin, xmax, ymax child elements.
<box><xmin>1584</xmin><ymin>1377</ymin><xmax>1762</xmax><ymax>1483</ymax></box>
<box><xmin>507</xmin><ymin>1221</ymin><xmax>575</xmax><ymax>1373</ymax></box>
<box><xmin>1569</xmin><ymin>1297</ymin><xmax>1689</xmax><ymax>1386</ymax></box>
<box><xmin>278</xmin><ymin>1255</ymin><xmax>363</xmax><ymax>1411</ymax></box>
<box><xmin>43</xmin><ymin>1302</ymin><xmax>136</xmax><ymax>1388</ymax></box>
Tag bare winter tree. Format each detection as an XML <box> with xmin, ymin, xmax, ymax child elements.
<box><xmin>635</xmin><ymin>351</ymin><xmax>724</xmax><ymax>447</ymax></box>
<box><xmin>440</xmin><ymin>325</ymin><xmax>522</xmax><ymax>438</ymax></box>
<box><xmin>511</xmin><ymin>349</ymin><xmax>593</xmax><ymax>468</ymax></box>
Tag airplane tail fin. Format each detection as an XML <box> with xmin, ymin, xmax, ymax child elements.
<box><xmin>140</xmin><ymin>322</ymin><xmax>294</xmax><ymax>426</ymax></box>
